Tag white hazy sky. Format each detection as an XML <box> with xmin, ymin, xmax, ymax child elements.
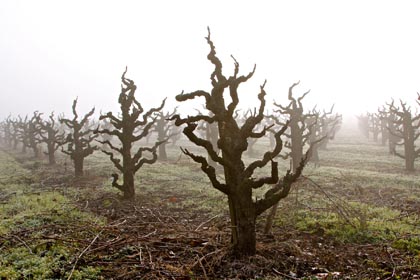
<box><xmin>1</xmin><ymin>0</ymin><xmax>419</xmax><ymax>121</ymax></box>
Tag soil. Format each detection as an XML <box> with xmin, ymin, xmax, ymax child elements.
<box><xmin>27</xmin><ymin>170</ymin><xmax>420</xmax><ymax>279</ymax></box>
<box><xmin>2</xmin><ymin>149</ymin><xmax>419</xmax><ymax>279</ymax></box>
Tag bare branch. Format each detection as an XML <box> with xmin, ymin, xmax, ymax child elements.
<box><xmin>181</xmin><ymin>148</ymin><xmax>228</xmax><ymax>194</ymax></box>
<box><xmin>244</xmin><ymin>121</ymin><xmax>289</xmax><ymax>178</ymax></box>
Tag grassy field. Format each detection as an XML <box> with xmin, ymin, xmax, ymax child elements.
<box><xmin>0</xmin><ymin>125</ymin><xmax>419</xmax><ymax>279</ymax></box>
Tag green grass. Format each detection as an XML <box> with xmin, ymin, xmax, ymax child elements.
<box><xmin>2</xmin><ymin>126</ymin><xmax>419</xmax><ymax>278</ymax></box>
<box><xmin>267</xmin><ymin>130</ymin><xmax>420</xmax><ymax>254</ymax></box>
<box><xmin>83</xmin><ymin>130</ymin><xmax>420</xmax><ymax>254</ymax></box>
<box><xmin>139</xmin><ymin>160</ymin><xmax>228</xmax><ymax>215</ymax></box>
<box><xmin>0</xmin><ymin>150</ymin><xmax>105</xmax><ymax>279</ymax></box>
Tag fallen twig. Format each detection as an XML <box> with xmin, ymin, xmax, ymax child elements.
<box><xmin>197</xmin><ymin>254</ymin><xmax>209</xmax><ymax>280</ymax></box>
<box><xmin>384</xmin><ymin>245</ymin><xmax>396</xmax><ymax>280</ymax></box>
<box><xmin>141</xmin><ymin>229</ymin><xmax>157</xmax><ymax>238</ymax></box>
<box><xmin>190</xmin><ymin>249</ymin><xmax>223</xmax><ymax>271</ymax></box>
<box><xmin>272</xmin><ymin>268</ymin><xmax>299</xmax><ymax>280</ymax></box>
<box><xmin>108</xmin><ymin>218</ymin><xmax>127</xmax><ymax>227</ymax></box>
<box><xmin>195</xmin><ymin>214</ymin><xmax>221</xmax><ymax>231</ymax></box>
<box><xmin>14</xmin><ymin>235</ymin><xmax>33</xmax><ymax>254</ymax></box>
<box><xmin>67</xmin><ymin>231</ymin><xmax>101</xmax><ymax>280</ymax></box>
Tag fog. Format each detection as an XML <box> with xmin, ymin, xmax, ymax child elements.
<box><xmin>1</xmin><ymin>0</ymin><xmax>419</xmax><ymax>121</ymax></box>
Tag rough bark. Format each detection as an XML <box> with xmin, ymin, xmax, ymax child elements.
<box><xmin>379</xmin><ymin>101</ymin><xmax>400</xmax><ymax>155</ymax></box>
<box><xmin>377</xmin><ymin>106</ymin><xmax>389</xmax><ymax>146</ymax></box>
<box><xmin>96</xmin><ymin>68</ymin><xmax>166</xmax><ymax>200</ymax></box>
<box><xmin>196</xmin><ymin>110</ymin><xmax>219</xmax><ymax>166</ymax></box>
<box><xmin>318</xmin><ymin>106</ymin><xmax>342</xmax><ymax>150</ymax></box>
<box><xmin>271</xmin><ymin>82</ymin><xmax>312</xmax><ymax>171</ymax></box>
<box><xmin>264</xmin><ymin>87</ymin><xmax>323</xmax><ymax>234</ymax></box>
<box><xmin>15</xmin><ymin>115</ymin><xmax>29</xmax><ymax>153</ymax></box>
<box><xmin>0</xmin><ymin>116</ymin><xmax>14</xmax><ymax>148</ymax></box>
<box><xmin>10</xmin><ymin>119</ymin><xmax>19</xmax><ymax>150</ymax></box>
<box><xmin>98</xmin><ymin>118</ymin><xmax>114</xmax><ymax>151</ymax></box>
<box><xmin>39</xmin><ymin>112</ymin><xmax>64</xmax><ymax>165</ymax></box>
<box><xmin>171</xmin><ymin>28</ymin><xmax>305</xmax><ymax>256</ymax></box>
<box><xmin>28</xmin><ymin>112</ymin><xmax>44</xmax><ymax>157</ymax></box>
<box><xmin>154</xmin><ymin>108</ymin><xmax>178</xmax><ymax>161</ymax></box>
<box><xmin>368</xmin><ymin>112</ymin><xmax>380</xmax><ymax>143</ymax></box>
<box><xmin>305</xmin><ymin>110</ymin><xmax>321</xmax><ymax>166</ymax></box>
<box><xmin>387</xmin><ymin>100</ymin><xmax>420</xmax><ymax>171</ymax></box>
<box><xmin>60</xmin><ymin>98</ymin><xmax>98</xmax><ymax>177</ymax></box>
